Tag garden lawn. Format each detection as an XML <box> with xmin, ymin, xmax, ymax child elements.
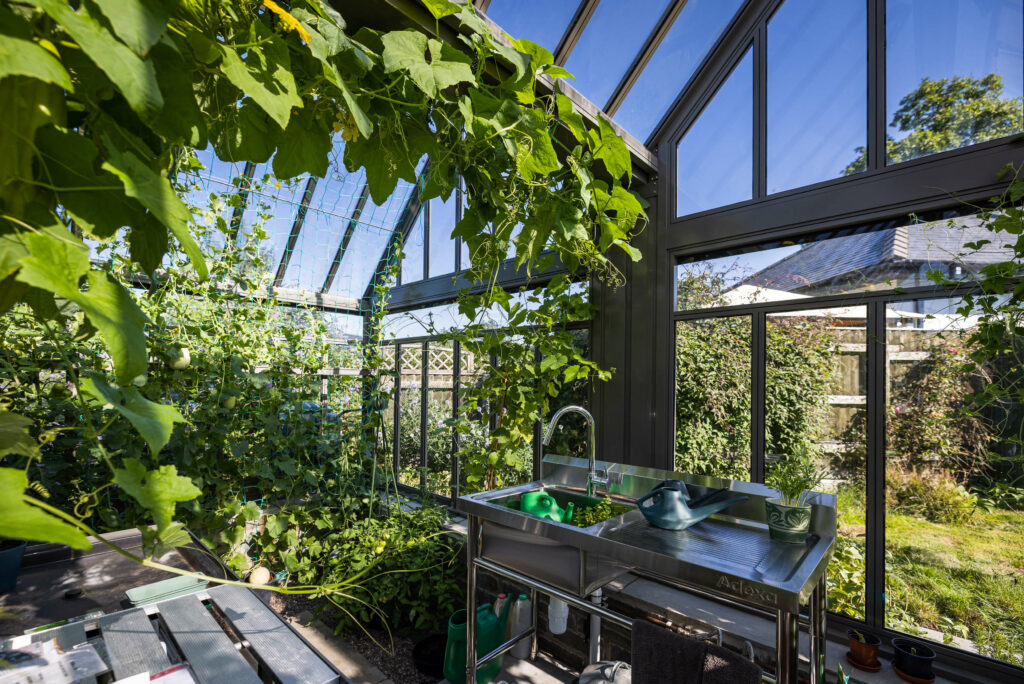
<box><xmin>886</xmin><ymin>509</ymin><xmax>1024</xmax><ymax>665</ymax></box>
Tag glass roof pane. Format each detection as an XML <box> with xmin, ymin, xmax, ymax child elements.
<box><xmin>767</xmin><ymin>0</ymin><xmax>867</xmax><ymax>193</ymax></box>
<box><xmin>676</xmin><ymin>48</ymin><xmax>752</xmax><ymax>216</ymax></box>
<box><xmin>485</xmin><ymin>0</ymin><xmax>580</xmax><ymax>54</ymax></box>
<box><xmin>614</xmin><ymin>0</ymin><xmax>746</xmax><ymax>142</ymax></box>
<box><xmin>327</xmin><ymin>175</ymin><xmax>420</xmax><ymax>301</ymax></box>
<box><xmin>428</xmin><ymin>194</ymin><xmax>457</xmax><ymax>278</ymax></box>
<box><xmin>238</xmin><ymin>170</ymin><xmax>306</xmax><ymax>278</ymax></box>
<box><xmin>886</xmin><ymin>0</ymin><xmax>1023</xmax><ymax>164</ymax></box>
<box><xmin>281</xmin><ymin>142</ymin><xmax>367</xmax><ymax>290</ymax></box>
<box><xmin>402</xmin><ymin>211</ymin><xmax>425</xmax><ymax>284</ymax></box>
<box><xmin>563</xmin><ymin>0</ymin><xmax>671</xmax><ymax>108</ymax></box>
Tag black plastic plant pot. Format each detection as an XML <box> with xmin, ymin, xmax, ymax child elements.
<box><xmin>412</xmin><ymin>632</ymin><xmax>447</xmax><ymax>679</ymax></box>
<box><xmin>891</xmin><ymin>637</ymin><xmax>936</xmax><ymax>679</ymax></box>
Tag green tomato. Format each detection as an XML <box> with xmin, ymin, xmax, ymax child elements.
<box><xmin>487</xmin><ymin>453</ymin><xmax>499</xmax><ymax>466</ymax></box>
<box><xmin>221</xmin><ymin>395</ymin><xmax>238</xmax><ymax>409</ymax></box>
<box><xmin>168</xmin><ymin>347</ymin><xmax>191</xmax><ymax>370</ymax></box>
<box><xmin>131</xmin><ymin>374</ymin><xmax>147</xmax><ymax>387</ymax></box>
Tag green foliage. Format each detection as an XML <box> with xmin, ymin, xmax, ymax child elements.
<box><xmin>765</xmin><ymin>447</ymin><xmax>823</xmax><ymax>507</ymax></box>
<box><xmin>674</xmin><ymin>275</ymin><xmax>837</xmax><ymax>479</ymax></box>
<box><xmin>887</xmin><ymin>343</ymin><xmax>991</xmax><ymax>475</ymax></box>
<box><xmin>845</xmin><ymin>74</ymin><xmax>1024</xmax><ymax>173</ymax></box>
<box><xmin>0</xmin><ymin>463</ymin><xmax>90</xmax><ymax>549</ymax></box>
<box><xmin>886</xmin><ymin>467</ymin><xmax>977</xmax><ymax>524</ymax></box>
<box><xmin>0</xmin><ymin>0</ymin><xmax>642</xmax><ymax>558</ymax></box>
<box><xmin>318</xmin><ymin>506</ymin><xmax>463</xmax><ymax>634</ymax></box>
<box><xmin>571</xmin><ymin>498</ymin><xmax>617</xmax><ymax>528</ymax></box>
<box><xmin>442</xmin><ymin>279</ymin><xmax>603</xmax><ymax>492</ymax></box>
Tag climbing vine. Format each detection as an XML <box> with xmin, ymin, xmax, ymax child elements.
<box><xmin>0</xmin><ymin>0</ymin><xmax>644</xmax><ymax>596</ymax></box>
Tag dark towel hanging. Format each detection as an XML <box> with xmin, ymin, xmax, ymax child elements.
<box><xmin>630</xmin><ymin>619</ymin><xmax>761</xmax><ymax>684</ymax></box>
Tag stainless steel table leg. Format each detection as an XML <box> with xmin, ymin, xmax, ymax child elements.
<box><xmin>776</xmin><ymin>609</ymin><xmax>799</xmax><ymax>684</ymax></box>
<box><xmin>530</xmin><ymin>588</ymin><xmax>538</xmax><ymax>659</ymax></box>
<box><xmin>589</xmin><ymin>588</ymin><xmax>602</xmax><ymax>664</ymax></box>
<box><xmin>467</xmin><ymin>515</ymin><xmax>478</xmax><ymax>684</ymax></box>
<box><xmin>809</xmin><ymin>576</ymin><xmax>827</xmax><ymax>684</ymax></box>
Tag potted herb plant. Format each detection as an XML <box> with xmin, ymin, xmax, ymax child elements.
<box><xmin>0</xmin><ymin>538</ymin><xmax>27</xmax><ymax>594</ymax></box>
<box><xmin>891</xmin><ymin>637</ymin><xmax>936</xmax><ymax>682</ymax></box>
<box><xmin>846</xmin><ymin>628</ymin><xmax>881</xmax><ymax>672</ymax></box>
<box><xmin>764</xmin><ymin>447</ymin><xmax>823</xmax><ymax>543</ymax></box>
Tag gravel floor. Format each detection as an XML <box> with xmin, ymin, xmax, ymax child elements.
<box><xmin>267</xmin><ymin>592</ymin><xmax>439</xmax><ymax>683</ymax></box>
<box><xmin>344</xmin><ymin>627</ymin><xmax>439</xmax><ymax>684</ymax></box>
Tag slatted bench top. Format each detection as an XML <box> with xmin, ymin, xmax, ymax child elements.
<box><xmin>4</xmin><ymin>584</ymin><xmax>344</xmax><ymax>684</ymax></box>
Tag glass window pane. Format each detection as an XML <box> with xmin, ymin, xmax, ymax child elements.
<box><xmin>766</xmin><ymin>306</ymin><xmax>866</xmax><ymax>619</ymax></box>
<box><xmin>885</xmin><ymin>296</ymin><xmax>1024</xmax><ymax>663</ymax></box>
<box><xmin>676</xmin><ymin>49</ymin><xmax>753</xmax><ymax>217</ymax></box>
<box><xmin>401</xmin><ymin>211</ymin><xmax>424</xmax><ymax>285</ymax></box>
<box><xmin>239</xmin><ymin>174</ymin><xmax>306</xmax><ymax>280</ymax></box>
<box><xmin>563</xmin><ymin>0</ymin><xmax>671</xmax><ymax>108</ymax></box>
<box><xmin>398</xmin><ymin>345</ymin><xmax>423</xmax><ymax>488</ymax></box>
<box><xmin>675</xmin><ymin>317</ymin><xmax>751</xmax><ymax>479</ymax></box>
<box><xmin>457</xmin><ymin>340</ymin><xmax>488</xmax><ymax>493</ymax></box>
<box><xmin>543</xmin><ymin>330</ymin><xmax>592</xmax><ymax>462</ymax></box>
<box><xmin>614</xmin><ymin>0</ymin><xmax>745</xmax><ymax>142</ymax></box>
<box><xmin>675</xmin><ymin>212</ymin><xmax>1011</xmax><ymax>310</ymax></box>
<box><xmin>426</xmin><ymin>343</ymin><xmax>454</xmax><ymax>498</ymax></box>
<box><xmin>429</xmin><ymin>195</ymin><xmax>457</xmax><ymax>278</ymax></box>
<box><xmin>886</xmin><ymin>0</ymin><xmax>1024</xmax><ymax>164</ymax></box>
<box><xmin>484</xmin><ymin>0</ymin><xmax>579</xmax><ymax>54</ymax></box>
<box><xmin>767</xmin><ymin>0</ymin><xmax>867</xmax><ymax>193</ymax></box>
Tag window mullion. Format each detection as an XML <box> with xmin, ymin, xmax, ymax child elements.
<box><xmin>751</xmin><ymin>312</ymin><xmax>767</xmax><ymax>482</ymax></box>
<box><xmin>754</xmin><ymin>22</ymin><xmax>767</xmax><ymax>199</ymax></box>
<box><xmin>867</xmin><ymin>0</ymin><xmax>886</xmax><ymax>171</ymax></box>
<box><xmin>865</xmin><ymin>299</ymin><xmax>887</xmax><ymax>628</ymax></box>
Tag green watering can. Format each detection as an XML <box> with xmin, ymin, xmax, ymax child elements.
<box><xmin>520</xmin><ymin>491</ymin><xmax>574</xmax><ymax>523</ymax></box>
<box><xmin>443</xmin><ymin>599</ymin><xmax>511</xmax><ymax>684</ymax></box>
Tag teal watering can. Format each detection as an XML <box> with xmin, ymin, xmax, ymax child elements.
<box><xmin>443</xmin><ymin>598</ymin><xmax>511</xmax><ymax>684</ymax></box>
<box><xmin>638</xmin><ymin>479</ymin><xmax>748</xmax><ymax>530</ymax></box>
<box><xmin>520</xmin><ymin>491</ymin><xmax>574</xmax><ymax>523</ymax></box>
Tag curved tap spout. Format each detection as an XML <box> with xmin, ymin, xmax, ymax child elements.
<box><xmin>543</xmin><ymin>405</ymin><xmax>602</xmax><ymax>497</ymax></box>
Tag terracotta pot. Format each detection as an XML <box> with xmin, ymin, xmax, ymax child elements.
<box><xmin>847</xmin><ymin>629</ymin><xmax>881</xmax><ymax>666</ymax></box>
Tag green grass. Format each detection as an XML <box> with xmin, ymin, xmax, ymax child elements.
<box><xmin>830</xmin><ymin>487</ymin><xmax>1024</xmax><ymax>666</ymax></box>
<box><xmin>886</xmin><ymin>509</ymin><xmax>1024</xmax><ymax>665</ymax></box>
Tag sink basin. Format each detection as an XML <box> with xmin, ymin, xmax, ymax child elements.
<box><xmin>468</xmin><ymin>484</ymin><xmax>640</xmax><ymax>596</ymax></box>
<box><xmin>493</xmin><ymin>487</ymin><xmax>634</xmax><ymax>527</ymax></box>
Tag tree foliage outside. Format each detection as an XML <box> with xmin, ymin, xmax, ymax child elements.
<box><xmin>674</xmin><ymin>272</ymin><xmax>837</xmax><ymax>480</ymax></box>
<box><xmin>845</xmin><ymin>73</ymin><xmax>1023</xmax><ymax>174</ymax></box>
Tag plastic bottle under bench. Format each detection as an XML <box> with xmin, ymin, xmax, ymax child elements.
<box><xmin>509</xmin><ymin>594</ymin><xmax>532</xmax><ymax>659</ymax></box>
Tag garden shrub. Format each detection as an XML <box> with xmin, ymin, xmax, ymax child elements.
<box><xmin>887</xmin><ymin>342</ymin><xmax>992</xmax><ymax>476</ymax></box>
<box><xmin>886</xmin><ymin>467</ymin><xmax>977</xmax><ymax>524</ymax></box>
<box><xmin>674</xmin><ymin>299</ymin><xmax>837</xmax><ymax>478</ymax></box>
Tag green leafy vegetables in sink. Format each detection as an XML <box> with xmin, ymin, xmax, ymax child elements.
<box><xmin>572</xmin><ymin>498</ymin><xmax>626</xmax><ymax>527</ymax></box>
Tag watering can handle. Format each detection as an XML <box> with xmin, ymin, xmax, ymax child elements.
<box><xmin>636</xmin><ymin>488</ymin><xmax>662</xmax><ymax>508</ymax></box>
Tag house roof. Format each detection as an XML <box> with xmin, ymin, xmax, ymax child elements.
<box><xmin>739</xmin><ymin>217</ymin><xmax>1012</xmax><ymax>293</ymax></box>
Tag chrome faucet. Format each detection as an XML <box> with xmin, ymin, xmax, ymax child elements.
<box><xmin>542</xmin><ymin>405</ymin><xmax>613</xmax><ymax>498</ymax></box>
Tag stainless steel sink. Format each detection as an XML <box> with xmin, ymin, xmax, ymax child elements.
<box><xmin>459</xmin><ymin>456</ymin><xmax>837</xmax><ymax>684</ymax></box>
<box><xmin>458</xmin><ymin>455</ymin><xmax>836</xmax><ymax>612</ymax></box>
<box><xmin>471</xmin><ymin>483</ymin><xmax>642</xmax><ymax>596</ymax></box>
